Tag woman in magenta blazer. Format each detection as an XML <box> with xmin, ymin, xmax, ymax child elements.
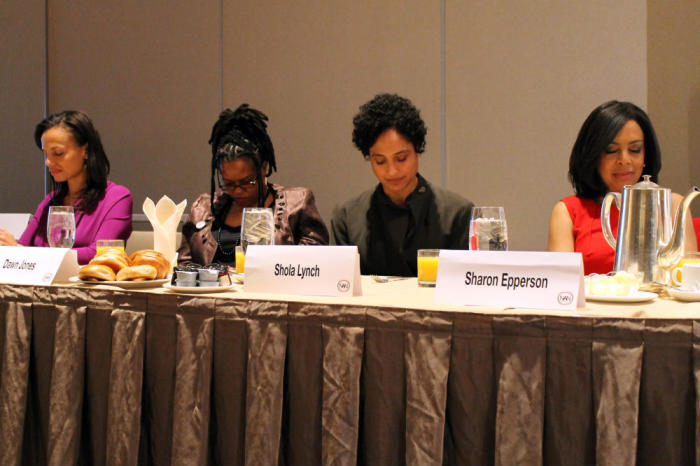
<box><xmin>0</xmin><ymin>110</ymin><xmax>132</xmax><ymax>264</ymax></box>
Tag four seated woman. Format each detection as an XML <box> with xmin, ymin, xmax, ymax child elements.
<box><xmin>2</xmin><ymin>101</ymin><xmax>694</xmax><ymax>276</ymax></box>
<box><xmin>177</xmin><ymin>104</ymin><xmax>329</xmax><ymax>267</ymax></box>
<box><xmin>0</xmin><ymin>110</ymin><xmax>133</xmax><ymax>264</ymax></box>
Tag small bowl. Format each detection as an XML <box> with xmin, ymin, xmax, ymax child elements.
<box><xmin>198</xmin><ymin>268</ymin><xmax>219</xmax><ymax>282</ymax></box>
<box><xmin>175</xmin><ymin>270</ymin><xmax>198</xmax><ymax>287</ymax></box>
<box><xmin>198</xmin><ymin>280</ymin><xmax>220</xmax><ymax>288</ymax></box>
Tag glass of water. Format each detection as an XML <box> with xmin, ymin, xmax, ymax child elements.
<box><xmin>241</xmin><ymin>207</ymin><xmax>274</xmax><ymax>251</ymax></box>
<box><xmin>469</xmin><ymin>206</ymin><xmax>508</xmax><ymax>251</ymax></box>
<box><xmin>47</xmin><ymin>205</ymin><xmax>76</xmax><ymax>248</ymax></box>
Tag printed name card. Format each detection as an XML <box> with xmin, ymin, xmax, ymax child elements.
<box><xmin>0</xmin><ymin>246</ymin><xmax>79</xmax><ymax>285</ymax></box>
<box><xmin>244</xmin><ymin>245</ymin><xmax>362</xmax><ymax>297</ymax></box>
<box><xmin>435</xmin><ymin>250</ymin><xmax>584</xmax><ymax>310</ymax></box>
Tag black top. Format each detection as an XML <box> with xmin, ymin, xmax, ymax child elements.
<box><xmin>212</xmin><ymin>222</ymin><xmax>241</xmax><ymax>266</ymax></box>
<box><xmin>368</xmin><ymin>176</ymin><xmax>438</xmax><ymax>276</ymax></box>
<box><xmin>331</xmin><ymin>173</ymin><xmax>474</xmax><ymax>276</ymax></box>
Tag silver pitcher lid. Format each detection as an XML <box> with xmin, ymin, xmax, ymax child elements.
<box><xmin>627</xmin><ymin>174</ymin><xmax>664</xmax><ymax>190</ymax></box>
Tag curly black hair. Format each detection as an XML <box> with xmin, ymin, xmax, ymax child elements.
<box><xmin>352</xmin><ymin>93</ymin><xmax>427</xmax><ymax>158</ymax></box>
<box><xmin>569</xmin><ymin>100</ymin><xmax>661</xmax><ymax>199</ymax></box>
<box><xmin>207</xmin><ymin>104</ymin><xmax>277</xmax><ymax>214</ymax></box>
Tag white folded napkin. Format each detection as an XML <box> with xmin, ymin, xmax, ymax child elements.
<box><xmin>142</xmin><ymin>196</ymin><xmax>187</xmax><ymax>267</ymax></box>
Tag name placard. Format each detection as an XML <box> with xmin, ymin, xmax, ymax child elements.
<box><xmin>435</xmin><ymin>250</ymin><xmax>584</xmax><ymax>310</ymax></box>
<box><xmin>244</xmin><ymin>245</ymin><xmax>362</xmax><ymax>297</ymax></box>
<box><xmin>0</xmin><ymin>247</ymin><xmax>79</xmax><ymax>285</ymax></box>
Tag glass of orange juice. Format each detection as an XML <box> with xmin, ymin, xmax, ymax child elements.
<box><xmin>95</xmin><ymin>239</ymin><xmax>125</xmax><ymax>256</ymax></box>
<box><xmin>235</xmin><ymin>245</ymin><xmax>245</xmax><ymax>274</ymax></box>
<box><xmin>417</xmin><ymin>249</ymin><xmax>439</xmax><ymax>287</ymax></box>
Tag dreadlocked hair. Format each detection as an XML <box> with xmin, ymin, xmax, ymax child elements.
<box><xmin>208</xmin><ymin>104</ymin><xmax>277</xmax><ymax>216</ymax></box>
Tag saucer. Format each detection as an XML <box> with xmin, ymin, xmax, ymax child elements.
<box><xmin>69</xmin><ymin>276</ymin><xmax>170</xmax><ymax>289</ymax></box>
<box><xmin>667</xmin><ymin>287</ymin><xmax>700</xmax><ymax>302</ymax></box>
<box><xmin>162</xmin><ymin>283</ymin><xmax>238</xmax><ymax>293</ymax></box>
<box><xmin>585</xmin><ymin>291</ymin><xmax>657</xmax><ymax>303</ymax></box>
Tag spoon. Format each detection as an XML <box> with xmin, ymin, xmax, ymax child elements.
<box><xmin>372</xmin><ymin>275</ymin><xmax>409</xmax><ymax>283</ymax></box>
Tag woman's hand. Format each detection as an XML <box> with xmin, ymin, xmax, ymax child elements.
<box><xmin>0</xmin><ymin>228</ymin><xmax>18</xmax><ymax>246</ymax></box>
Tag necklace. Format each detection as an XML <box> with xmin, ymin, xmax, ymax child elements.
<box><xmin>214</xmin><ymin>184</ymin><xmax>272</xmax><ymax>256</ymax></box>
<box><xmin>215</xmin><ymin>223</ymin><xmax>239</xmax><ymax>256</ymax></box>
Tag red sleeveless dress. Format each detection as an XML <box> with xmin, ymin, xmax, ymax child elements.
<box><xmin>561</xmin><ymin>195</ymin><xmax>619</xmax><ymax>275</ymax></box>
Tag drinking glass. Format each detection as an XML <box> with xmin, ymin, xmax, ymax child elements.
<box><xmin>47</xmin><ymin>206</ymin><xmax>76</xmax><ymax>248</ymax></box>
<box><xmin>96</xmin><ymin>239</ymin><xmax>125</xmax><ymax>256</ymax></box>
<box><xmin>417</xmin><ymin>249</ymin><xmax>439</xmax><ymax>287</ymax></box>
<box><xmin>241</xmin><ymin>207</ymin><xmax>274</xmax><ymax>251</ymax></box>
<box><xmin>469</xmin><ymin>206</ymin><xmax>508</xmax><ymax>251</ymax></box>
<box><xmin>235</xmin><ymin>245</ymin><xmax>245</xmax><ymax>274</ymax></box>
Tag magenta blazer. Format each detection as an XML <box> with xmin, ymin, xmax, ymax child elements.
<box><xmin>19</xmin><ymin>181</ymin><xmax>133</xmax><ymax>264</ymax></box>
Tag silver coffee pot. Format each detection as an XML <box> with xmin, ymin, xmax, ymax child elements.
<box><xmin>601</xmin><ymin>175</ymin><xmax>699</xmax><ymax>286</ymax></box>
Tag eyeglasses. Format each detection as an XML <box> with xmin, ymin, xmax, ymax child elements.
<box><xmin>217</xmin><ymin>174</ymin><xmax>258</xmax><ymax>191</ymax></box>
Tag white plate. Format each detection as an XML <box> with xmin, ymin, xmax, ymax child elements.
<box><xmin>162</xmin><ymin>283</ymin><xmax>238</xmax><ymax>293</ymax></box>
<box><xmin>69</xmin><ymin>276</ymin><xmax>170</xmax><ymax>289</ymax></box>
<box><xmin>585</xmin><ymin>291</ymin><xmax>657</xmax><ymax>303</ymax></box>
<box><xmin>667</xmin><ymin>287</ymin><xmax>700</xmax><ymax>302</ymax></box>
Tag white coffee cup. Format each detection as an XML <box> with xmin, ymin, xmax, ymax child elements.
<box><xmin>673</xmin><ymin>263</ymin><xmax>700</xmax><ymax>290</ymax></box>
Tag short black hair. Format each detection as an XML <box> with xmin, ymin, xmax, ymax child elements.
<box><xmin>34</xmin><ymin>110</ymin><xmax>110</xmax><ymax>214</ymax></box>
<box><xmin>208</xmin><ymin>104</ymin><xmax>277</xmax><ymax>213</ymax></box>
<box><xmin>352</xmin><ymin>93</ymin><xmax>427</xmax><ymax>158</ymax></box>
<box><xmin>569</xmin><ymin>100</ymin><xmax>661</xmax><ymax>199</ymax></box>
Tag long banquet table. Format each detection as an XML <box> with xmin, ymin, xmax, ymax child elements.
<box><xmin>1</xmin><ymin>277</ymin><xmax>699</xmax><ymax>466</ymax></box>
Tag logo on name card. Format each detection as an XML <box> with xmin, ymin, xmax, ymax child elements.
<box><xmin>337</xmin><ymin>280</ymin><xmax>350</xmax><ymax>292</ymax></box>
<box><xmin>557</xmin><ymin>291</ymin><xmax>574</xmax><ymax>305</ymax></box>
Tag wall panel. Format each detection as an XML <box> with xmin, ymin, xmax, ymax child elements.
<box><xmin>648</xmin><ymin>0</ymin><xmax>700</xmax><ymax>216</ymax></box>
<box><xmin>221</xmin><ymin>1</ymin><xmax>443</xmax><ymax>225</ymax></box>
<box><xmin>0</xmin><ymin>0</ymin><xmax>46</xmax><ymax>213</ymax></box>
<box><xmin>446</xmin><ymin>1</ymin><xmax>647</xmax><ymax>250</ymax></box>
<box><xmin>47</xmin><ymin>0</ymin><xmax>220</xmax><ymax>212</ymax></box>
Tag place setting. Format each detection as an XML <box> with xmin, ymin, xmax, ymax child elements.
<box><xmin>583</xmin><ymin>271</ymin><xmax>657</xmax><ymax>303</ymax></box>
<box><xmin>667</xmin><ymin>255</ymin><xmax>700</xmax><ymax>302</ymax></box>
<box><xmin>71</xmin><ymin>240</ymin><xmax>173</xmax><ymax>289</ymax></box>
<box><xmin>162</xmin><ymin>207</ymin><xmax>268</xmax><ymax>294</ymax></box>
<box><xmin>164</xmin><ymin>262</ymin><xmax>240</xmax><ymax>293</ymax></box>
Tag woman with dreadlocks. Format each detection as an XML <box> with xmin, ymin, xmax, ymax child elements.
<box><xmin>177</xmin><ymin>104</ymin><xmax>329</xmax><ymax>266</ymax></box>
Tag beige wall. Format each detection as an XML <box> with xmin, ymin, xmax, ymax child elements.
<box><xmin>0</xmin><ymin>0</ymin><xmax>46</xmax><ymax>212</ymax></box>
<box><xmin>221</xmin><ymin>1</ymin><xmax>444</xmax><ymax>226</ymax></box>
<box><xmin>446</xmin><ymin>1</ymin><xmax>647</xmax><ymax>249</ymax></box>
<box><xmin>1</xmin><ymin>1</ymin><xmax>697</xmax><ymax>249</ymax></box>
<box><xmin>46</xmin><ymin>0</ymin><xmax>221</xmax><ymax>211</ymax></box>
<box><xmin>648</xmin><ymin>1</ymin><xmax>700</xmax><ymax>216</ymax></box>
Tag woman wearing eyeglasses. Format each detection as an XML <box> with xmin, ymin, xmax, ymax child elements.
<box><xmin>177</xmin><ymin>104</ymin><xmax>329</xmax><ymax>266</ymax></box>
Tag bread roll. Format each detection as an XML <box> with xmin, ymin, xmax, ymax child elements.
<box><xmin>116</xmin><ymin>265</ymin><xmax>158</xmax><ymax>281</ymax></box>
<box><xmin>90</xmin><ymin>253</ymin><xmax>129</xmax><ymax>273</ymax></box>
<box><xmin>129</xmin><ymin>249</ymin><xmax>170</xmax><ymax>279</ymax></box>
<box><xmin>79</xmin><ymin>264</ymin><xmax>116</xmax><ymax>281</ymax></box>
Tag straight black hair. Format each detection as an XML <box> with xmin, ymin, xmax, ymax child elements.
<box><xmin>34</xmin><ymin>110</ymin><xmax>110</xmax><ymax>213</ymax></box>
<box><xmin>569</xmin><ymin>100</ymin><xmax>661</xmax><ymax>199</ymax></box>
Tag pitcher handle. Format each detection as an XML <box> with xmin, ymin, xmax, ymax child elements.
<box><xmin>601</xmin><ymin>192</ymin><xmax>620</xmax><ymax>250</ymax></box>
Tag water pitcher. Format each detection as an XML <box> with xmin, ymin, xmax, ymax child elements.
<box><xmin>601</xmin><ymin>175</ymin><xmax>700</xmax><ymax>286</ymax></box>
